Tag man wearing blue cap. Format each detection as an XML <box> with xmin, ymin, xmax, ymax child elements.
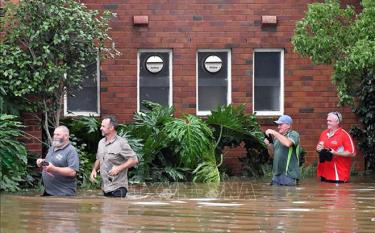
<box><xmin>264</xmin><ymin>115</ymin><xmax>301</xmax><ymax>186</ymax></box>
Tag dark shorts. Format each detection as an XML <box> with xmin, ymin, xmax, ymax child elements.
<box><xmin>320</xmin><ymin>177</ymin><xmax>346</xmax><ymax>183</ymax></box>
<box><xmin>104</xmin><ymin>187</ymin><xmax>128</xmax><ymax>197</ymax></box>
<box><xmin>42</xmin><ymin>191</ymin><xmax>52</xmax><ymax>196</ymax></box>
<box><xmin>271</xmin><ymin>174</ymin><xmax>298</xmax><ymax>186</ymax></box>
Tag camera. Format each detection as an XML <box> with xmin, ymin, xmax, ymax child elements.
<box><xmin>318</xmin><ymin>148</ymin><xmax>333</xmax><ymax>163</ymax></box>
<box><xmin>40</xmin><ymin>161</ymin><xmax>49</xmax><ymax>166</ymax></box>
<box><xmin>264</xmin><ymin>132</ymin><xmax>273</xmax><ymax>144</ymax></box>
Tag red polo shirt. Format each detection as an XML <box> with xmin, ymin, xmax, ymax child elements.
<box><xmin>317</xmin><ymin>127</ymin><xmax>356</xmax><ymax>182</ymax></box>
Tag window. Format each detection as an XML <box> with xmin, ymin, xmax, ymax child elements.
<box><xmin>138</xmin><ymin>49</ymin><xmax>172</xmax><ymax>111</ymax></box>
<box><xmin>197</xmin><ymin>49</ymin><xmax>231</xmax><ymax>115</ymax></box>
<box><xmin>253</xmin><ymin>49</ymin><xmax>284</xmax><ymax>115</ymax></box>
<box><xmin>64</xmin><ymin>58</ymin><xmax>100</xmax><ymax>116</ymax></box>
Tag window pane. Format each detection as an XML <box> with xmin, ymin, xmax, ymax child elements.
<box><xmin>67</xmin><ymin>62</ymin><xmax>98</xmax><ymax>113</ymax></box>
<box><xmin>198</xmin><ymin>51</ymin><xmax>229</xmax><ymax>112</ymax></box>
<box><xmin>254</xmin><ymin>52</ymin><xmax>281</xmax><ymax>111</ymax></box>
<box><xmin>198</xmin><ymin>86</ymin><xmax>227</xmax><ymax>110</ymax></box>
<box><xmin>139</xmin><ymin>51</ymin><xmax>170</xmax><ymax>111</ymax></box>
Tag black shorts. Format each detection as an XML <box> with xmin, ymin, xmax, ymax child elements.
<box><xmin>104</xmin><ymin>187</ymin><xmax>128</xmax><ymax>197</ymax></box>
<box><xmin>320</xmin><ymin>177</ymin><xmax>346</xmax><ymax>183</ymax></box>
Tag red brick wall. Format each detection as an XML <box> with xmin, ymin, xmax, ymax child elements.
<box><xmin>21</xmin><ymin>113</ymin><xmax>42</xmax><ymax>155</ymax></box>
<box><xmin>21</xmin><ymin>0</ymin><xmax>363</xmax><ymax>172</ymax></box>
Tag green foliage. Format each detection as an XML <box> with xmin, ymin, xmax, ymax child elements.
<box><xmin>0</xmin><ymin>87</ymin><xmax>25</xmax><ymax>116</ymax></box>
<box><xmin>207</xmin><ymin>105</ymin><xmax>268</xmax><ymax>177</ymax></box>
<box><xmin>58</xmin><ymin>103</ymin><xmax>266</xmax><ymax>185</ymax></box>
<box><xmin>350</xmin><ymin>74</ymin><xmax>375</xmax><ymax>172</ymax></box>
<box><xmin>0</xmin><ymin>114</ymin><xmax>28</xmax><ymax>192</ymax></box>
<box><xmin>207</xmin><ymin>104</ymin><xmax>264</xmax><ymax>147</ymax></box>
<box><xmin>193</xmin><ymin>161</ymin><xmax>220</xmax><ymax>183</ymax></box>
<box><xmin>0</xmin><ymin>0</ymin><xmax>119</xmax><ymax>145</ymax></box>
<box><xmin>292</xmin><ymin>0</ymin><xmax>375</xmax><ymax>171</ymax></box>
<box><xmin>62</xmin><ymin>115</ymin><xmax>101</xmax><ymax>154</ymax></box>
<box><xmin>126</xmin><ymin>101</ymin><xmax>176</xmax><ymax>182</ymax></box>
<box><xmin>165</xmin><ymin>115</ymin><xmax>214</xmax><ymax>168</ymax></box>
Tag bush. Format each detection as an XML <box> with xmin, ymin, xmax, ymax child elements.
<box><xmin>0</xmin><ymin>114</ymin><xmax>28</xmax><ymax>192</ymax></box>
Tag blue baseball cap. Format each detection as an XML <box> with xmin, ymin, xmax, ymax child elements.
<box><xmin>274</xmin><ymin>115</ymin><xmax>293</xmax><ymax>125</ymax></box>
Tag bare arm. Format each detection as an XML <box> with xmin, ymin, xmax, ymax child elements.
<box><xmin>332</xmin><ymin>150</ymin><xmax>355</xmax><ymax>158</ymax></box>
<box><xmin>45</xmin><ymin>164</ymin><xmax>76</xmax><ymax>177</ymax></box>
<box><xmin>266</xmin><ymin>129</ymin><xmax>294</xmax><ymax>147</ymax></box>
<box><xmin>90</xmin><ymin>160</ymin><xmax>100</xmax><ymax>182</ymax></box>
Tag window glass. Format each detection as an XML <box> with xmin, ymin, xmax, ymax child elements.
<box><xmin>254</xmin><ymin>51</ymin><xmax>282</xmax><ymax>113</ymax></box>
<box><xmin>66</xmin><ymin>61</ymin><xmax>99</xmax><ymax>114</ymax></box>
<box><xmin>197</xmin><ymin>51</ymin><xmax>230</xmax><ymax>113</ymax></box>
<box><xmin>138</xmin><ymin>51</ymin><xmax>171</xmax><ymax>111</ymax></box>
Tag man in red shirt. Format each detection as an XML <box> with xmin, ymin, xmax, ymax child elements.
<box><xmin>316</xmin><ymin>112</ymin><xmax>356</xmax><ymax>183</ymax></box>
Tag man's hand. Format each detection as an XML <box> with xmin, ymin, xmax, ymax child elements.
<box><xmin>265</xmin><ymin>129</ymin><xmax>276</xmax><ymax>136</ymax></box>
<box><xmin>90</xmin><ymin>170</ymin><xmax>97</xmax><ymax>182</ymax></box>
<box><xmin>108</xmin><ymin>166</ymin><xmax>121</xmax><ymax>176</ymax></box>
<box><xmin>44</xmin><ymin>163</ymin><xmax>56</xmax><ymax>173</ymax></box>
<box><xmin>36</xmin><ymin>158</ymin><xmax>44</xmax><ymax>167</ymax></box>
<box><xmin>316</xmin><ymin>142</ymin><xmax>324</xmax><ymax>152</ymax></box>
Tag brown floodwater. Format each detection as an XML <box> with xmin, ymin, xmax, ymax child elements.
<box><xmin>1</xmin><ymin>176</ymin><xmax>375</xmax><ymax>233</ymax></box>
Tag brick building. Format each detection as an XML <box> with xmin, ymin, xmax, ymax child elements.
<box><xmin>20</xmin><ymin>0</ymin><xmax>363</xmax><ymax>174</ymax></box>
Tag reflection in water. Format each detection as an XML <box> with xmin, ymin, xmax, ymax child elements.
<box><xmin>1</xmin><ymin>176</ymin><xmax>375</xmax><ymax>232</ymax></box>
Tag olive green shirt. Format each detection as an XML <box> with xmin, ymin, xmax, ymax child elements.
<box><xmin>272</xmin><ymin>130</ymin><xmax>301</xmax><ymax>179</ymax></box>
<box><xmin>97</xmin><ymin>135</ymin><xmax>138</xmax><ymax>192</ymax></box>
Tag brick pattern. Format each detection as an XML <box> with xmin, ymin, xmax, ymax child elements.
<box><xmin>23</xmin><ymin>0</ymin><xmax>363</xmax><ymax>172</ymax></box>
<box><xmin>21</xmin><ymin>113</ymin><xmax>42</xmax><ymax>155</ymax></box>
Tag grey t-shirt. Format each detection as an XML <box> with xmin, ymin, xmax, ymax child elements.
<box><xmin>97</xmin><ymin>135</ymin><xmax>138</xmax><ymax>193</ymax></box>
<box><xmin>42</xmin><ymin>143</ymin><xmax>79</xmax><ymax>196</ymax></box>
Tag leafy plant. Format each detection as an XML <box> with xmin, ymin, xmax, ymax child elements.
<box><xmin>125</xmin><ymin>101</ymin><xmax>175</xmax><ymax>182</ymax></box>
<box><xmin>207</xmin><ymin>105</ymin><xmax>267</xmax><ymax>177</ymax></box>
<box><xmin>0</xmin><ymin>114</ymin><xmax>28</xmax><ymax>192</ymax></box>
<box><xmin>165</xmin><ymin>115</ymin><xmax>214</xmax><ymax>168</ymax></box>
<box><xmin>0</xmin><ymin>0</ymin><xmax>119</xmax><ymax>145</ymax></box>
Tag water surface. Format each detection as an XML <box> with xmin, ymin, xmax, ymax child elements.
<box><xmin>1</xmin><ymin>176</ymin><xmax>375</xmax><ymax>232</ymax></box>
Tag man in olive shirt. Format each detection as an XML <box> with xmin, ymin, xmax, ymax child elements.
<box><xmin>90</xmin><ymin>116</ymin><xmax>138</xmax><ymax>197</ymax></box>
<box><xmin>264</xmin><ymin>115</ymin><xmax>301</xmax><ymax>186</ymax></box>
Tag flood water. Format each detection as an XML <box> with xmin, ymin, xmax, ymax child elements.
<box><xmin>1</xmin><ymin>176</ymin><xmax>375</xmax><ymax>232</ymax></box>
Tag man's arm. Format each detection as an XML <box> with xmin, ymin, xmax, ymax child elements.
<box><xmin>266</xmin><ymin>129</ymin><xmax>294</xmax><ymax>147</ymax></box>
<box><xmin>108</xmin><ymin>158</ymin><xmax>138</xmax><ymax>176</ymax></box>
<box><xmin>90</xmin><ymin>159</ymin><xmax>100</xmax><ymax>182</ymax></box>
<box><xmin>331</xmin><ymin>150</ymin><xmax>355</xmax><ymax>158</ymax></box>
<box><xmin>45</xmin><ymin>165</ymin><xmax>76</xmax><ymax>177</ymax></box>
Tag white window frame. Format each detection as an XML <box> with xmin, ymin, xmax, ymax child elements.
<box><xmin>64</xmin><ymin>57</ymin><xmax>100</xmax><ymax>116</ymax></box>
<box><xmin>252</xmin><ymin>48</ymin><xmax>284</xmax><ymax>116</ymax></box>
<box><xmin>137</xmin><ymin>49</ymin><xmax>173</xmax><ymax>112</ymax></box>
<box><xmin>196</xmin><ymin>49</ymin><xmax>232</xmax><ymax>116</ymax></box>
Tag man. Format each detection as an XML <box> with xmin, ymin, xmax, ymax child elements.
<box><xmin>36</xmin><ymin>126</ymin><xmax>79</xmax><ymax>196</ymax></box>
<box><xmin>316</xmin><ymin>112</ymin><xmax>356</xmax><ymax>183</ymax></box>
<box><xmin>90</xmin><ymin>115</ymin><xmax>138</xmax><ymax>197</ymax></box>
<box><xmin>264</xmin><ymin>115</ymin><xmax>301</xmax><ymax>186</ymax></box>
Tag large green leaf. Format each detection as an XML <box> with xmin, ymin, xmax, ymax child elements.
<box><xmin>165</xmin><ymin>115</ymin><xmax>213</xmax><ymax>168</ymax></box>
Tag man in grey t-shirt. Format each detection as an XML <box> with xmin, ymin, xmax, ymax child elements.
<box><xmin>36</xmin><ymin>126</ymin><xmax>79</xmax><ymax>196</ymax></box>
<box><xmin>90</xmin><ymin>116</ymin><xmax>138</xmax><ymax>197</ymax></box>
